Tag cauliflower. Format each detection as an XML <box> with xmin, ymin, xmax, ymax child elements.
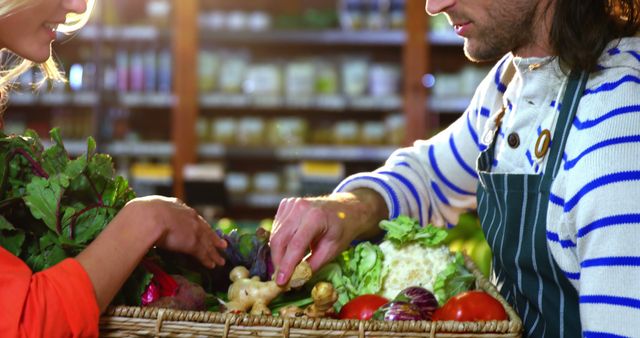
<box><xmin>378</xmin><ymin>241</ymin><xmax>454</xmax><ymax>300</ymax></box>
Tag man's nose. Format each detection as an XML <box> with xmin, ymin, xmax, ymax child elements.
<box><xmin>426</xmin><ymin>0</ymin><xmax>456</xmax><ymax>15</ymax></box>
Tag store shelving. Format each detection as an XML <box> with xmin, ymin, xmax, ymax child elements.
<box><xmin>3</xmin><ymin>0</ymin><xmax>484</xmax><ymax>220</ymax></box>
<box><xmin>199</xmin><ymin>29</ymin><xmax>463</xmax><ymax>47</ymax></box>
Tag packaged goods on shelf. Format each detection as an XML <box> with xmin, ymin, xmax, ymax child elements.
<box><xmin>243</xmin><ymin>63</ymin><xmax>283</xmax><ymax>98</ymax></box>
<box><xmin>385</xmin><ymin>113</ymin><xmax>406</xmax><ymax>146</ymax></box>
<box><xmin>247</xmin><ymin>11</ymin><xmax>271</xmax><ymax>32</ymax></box>
<box><xmin>196</xmin><ymin>117</ymin><xmax>211</xmax><ymax>143</ymax></box>
<box><xmin>236</xmin><ymin>117</ymin><xmax>266</xmax><ymax>146</ymax></box>
<box><xmin>361</xmin><ymin>121</ymin><xmax>387</xmax><ymax>145</ymax></box>
<box><xmin>145</xmin><ymin>0</ymin><xmax>170</xmax><ymax>27</ymax></box>
<box><xmin>211</xmin><ymin>117</ymin><xmax>237</xmax><ymax>145</ymax></box>
<box><xmin>253</xmin><ymin>172</ymin><xmax>282</xmax><ymax>194</ymax></box>
<box><xmin>338</xmin><ymin>0</ymin><xmax>366</xmax><ymax>30</ymax></box>
<box><xmin>342</xmin><ymin>56</ymin><xmax>370</xmax><ymax>98</ymax></box>
<box><xmin>366</xmin><ymin>0</ymin><xmax>391</xmax><ymax>30</ymax></box>
<box><xmin>369</xmin><ymin>63</ymin><xmax>401</xmax><ymax>97</ymax></box>
<box><xmin>388</xmin><ymin>0</ymin><xmax>406</xmax><ymax>29</ymax></box>
<box><xmin>219</xmin><ymin>51</ymin><xmax>250</xmax><ymax>94</ymax></box>
<box><xmin>225</xmin><ymin>172</ymin><xmax>251</xmax><ymax>197</ymax></box>
<box><xmin>285</xmin><ymin>60</ymin><xmax>316</xmax><ymax>102</ymax></box>
<box><xmin>339</xmin><ymin>0</ymin><xmax>404</xmax><ymax>30</ymax></box>
<box><xmin>431</xmin><ymin>66</ymin><xmax>491</xmax><ymax>103</ymax></box>
<box><xmin>334</xmin><ymin>120</ymin><xmax>361</xmax><ymax>145</ymax></box>
<box><xmin>198</xmin><ymin>50</ymin><xmax>221</xmax><ymax>93</ymax></box>
<box><xmin>314</xmin><ymin>60</ymin><xmax>340</xmax><ymax>96</ymax></box>
<box><xmin>266</xmin><ymin>118</ymin><xmax>308</xmax><ymax>147</ymax></box>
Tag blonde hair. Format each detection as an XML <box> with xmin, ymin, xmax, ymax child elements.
<box><xmin>0</xmin><ymin>0</ymin><xmax>96</xmax><ymax>101</ymax></box>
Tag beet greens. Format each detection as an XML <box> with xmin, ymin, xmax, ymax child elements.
<box><xmin>0</xmin><ymin>129</ymin><xmax>150</xmax><ymax>305</ymax></box>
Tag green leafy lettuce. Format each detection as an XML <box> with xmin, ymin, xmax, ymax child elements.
<box><xmin>433</xmin><ymin>251</ymin><xmax>475</xmax><ymax>305</ymax></box>
<box><xmin>379</xmin><ymin>215</ymin><xmax>448</xmax><ymax>247</ymax></box>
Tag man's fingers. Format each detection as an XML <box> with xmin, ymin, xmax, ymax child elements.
<box><xmin>275</xmin><ymin>217</ymin><xmax>322</xmax><ymax>285</ymax></box>
<box><xmin>307</xmin><ymin>239</ymin><xmax>339</xmax><ymax>272</ymax></box>
<box><xmin>269</xmin><ymin>199</ymin><xmax>298</xmax><ymax>269</ymax></box>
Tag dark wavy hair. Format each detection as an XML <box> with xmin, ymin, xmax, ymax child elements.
<box><xmin>550</xmin><ymin>0</ymin><xmax>640</xmax><ymax>72</ymax></box>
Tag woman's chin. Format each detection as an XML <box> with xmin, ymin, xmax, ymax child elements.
<box><xmin>15</xmin><ymin>44</ymin><xmax>52</xmax><ymax>63</ymax></box>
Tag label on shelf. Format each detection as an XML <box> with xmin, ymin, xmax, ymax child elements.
<box><xmin>300</xmin><ymin>161</ymin><xmax>345</xmax><ymax>181</ymax></box>
<box><xmin>184</xmin><ymin>163</ymin><xmax>224</xmax><ymax>182</ymax></box>
<box><xmin>131</xmin><ymin>162</ymin><xmax>173</xmax><ymax>181</ymax></box>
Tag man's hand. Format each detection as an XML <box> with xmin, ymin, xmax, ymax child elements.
<box><xmin>269</xmin><ymin>189</ymin><xmax>387</xmax><ymax>286</ymax></box>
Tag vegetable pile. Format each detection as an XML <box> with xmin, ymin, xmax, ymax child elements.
<box><xmin>0</xmin><ymin>130</ymin><xmax>508</xmax><ymax>323</ymax></box>
<box><xmin>312</xmin><ymin>216</ymin><xmax>476</xmax><ymax>310</ymax></box>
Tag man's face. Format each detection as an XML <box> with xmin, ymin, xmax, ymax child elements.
<box><xmin>426</xmin><ymin>0</ymin><xmax>541</xmax><ymax>62</ymax></box>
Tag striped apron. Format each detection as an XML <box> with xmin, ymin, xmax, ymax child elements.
<box><xmin>476</xmin><ymin>70</ymin><xmax>588</xmax><ymax>337</ymax></box>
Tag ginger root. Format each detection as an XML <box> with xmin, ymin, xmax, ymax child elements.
<box><xmin>304</xmin><ymin>282</ymin><xmax>338</xmax><ymax>318</ymax></box>
<box><xmin>279</xmin><ymin>305</ymin><xmax>305</xmax><ymax>318</ymax></box>
<box><xmin>224</xmin><ymin>261</ymin><xmax>313</xmax><ymax>315</ymax></box>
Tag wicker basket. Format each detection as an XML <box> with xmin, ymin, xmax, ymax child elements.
<box><xmin>100</xmin><ymin>257</ymin><xmax>522</xmax><ymax>337</ymax></box>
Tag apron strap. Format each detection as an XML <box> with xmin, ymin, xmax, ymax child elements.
<box><xmin>541</xmin><ymin>70</ymin><xmax>589</xmax><ymax>188</ymax></box>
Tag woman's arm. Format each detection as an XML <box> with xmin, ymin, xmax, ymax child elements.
<box><xmin>77</xmin><ymin>196</ymin><xmax>227</xmax><ymax>312</ymax></box>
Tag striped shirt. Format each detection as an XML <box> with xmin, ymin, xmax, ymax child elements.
<box><xmin>335</xmin><ymin>36</ymin><xmax>640</xmax><ymax>337</ymax></box>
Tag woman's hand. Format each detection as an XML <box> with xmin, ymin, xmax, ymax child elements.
<box><xmin>269</xmin><ymin>189</ymin><xmax>387</xmax><ymax>286</ymax></box>
<box><xmin>126</xmin><ymin>196</ymin><xmax>227</xmax><ymax>268</ymax></box>
<box><xmin>77</xmin><ymin>195</ymin><xmax>226</xmax><ymax>312</ymax></box>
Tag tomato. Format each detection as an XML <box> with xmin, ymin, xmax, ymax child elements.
<box><xmin>339</xmin><ymin>294</ymin><xmax>389</xmax><ymax>320</ymax></box>
<box><xmin>431</xmin><ymin>291</ymin><xmax>507</xmax><ymax>321</ymax></box>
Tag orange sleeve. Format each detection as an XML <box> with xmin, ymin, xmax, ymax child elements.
<box><xmin>0</xmin><ymin>248</ymin><xmax>100</xmax><ymax>338</ymax></box>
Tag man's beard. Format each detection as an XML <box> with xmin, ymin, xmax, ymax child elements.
<box><xmin>463</xmin><ymin>2</ymin><xmax>538</xmax><ymax>62</ymax></box>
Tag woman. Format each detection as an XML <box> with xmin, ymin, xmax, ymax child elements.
<box><xmin>0</xmin><ymin>1</ymin><xmax>227</xmax><ymax>337</ymax></box>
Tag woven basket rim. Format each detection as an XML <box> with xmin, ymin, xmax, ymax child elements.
<box><xmin>102</xmin><ymin>256</ymin><xmax>522</xmax><ymax>335</ymax></box>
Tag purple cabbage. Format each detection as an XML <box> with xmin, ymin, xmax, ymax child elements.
<box><xmin>207</xmin><ymin>227</ymin><xmax>274</xmax><ymax>293</ymax></box>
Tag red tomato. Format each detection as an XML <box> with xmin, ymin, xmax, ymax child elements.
<box><xmin>339</xmin><ymin>294</ymin><xmax>389</xmax><ymax>320</ymax></box>
<box><xmin>431</xmin><ymin>291</ymin><xmax>507</xmax><ymax>321</ymax></box>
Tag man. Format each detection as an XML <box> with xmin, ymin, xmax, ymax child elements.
<box><xmin>270</xmin><ymin>0</ymin><xmax>640</xmax><ymax>336</ymax></box>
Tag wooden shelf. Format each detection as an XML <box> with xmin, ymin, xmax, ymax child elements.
<box><xmin>199</xmin><ymin>29</ymin><xmax>463</xmax><ymax>47</ymax></box>
<box><xmin>200</xmin><ymin>94</ymin><xmax>402</xmax><ymax>112</ymax></box>
<box><xmin>198</xmin><ymin>144</ymin><xmax>395</xmax><ymax>162</ymax></box>
<box><xmin>73</xmin><ymin>25</ymin><xmax>166</xmax><ymax>41</ymax></box>
<box><xmin>9</xmin><ymin>92</ymin><xmax>99</xmax><ymax>107</ymax></box>
<box><xmin>201</xmin><ymin>29</ymin><xmax>406</xmax><ymax>46</ymax></box>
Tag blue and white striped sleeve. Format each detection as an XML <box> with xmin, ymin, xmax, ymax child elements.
<box><xmin>547</xmin><ymin>55</ymin><xmax>640</xmax><ymax>337</ymax></box>
<box><xmin>333</xmin><ymin>63</ymin><xmax>502</xmax><ymax>228</ymax></box>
